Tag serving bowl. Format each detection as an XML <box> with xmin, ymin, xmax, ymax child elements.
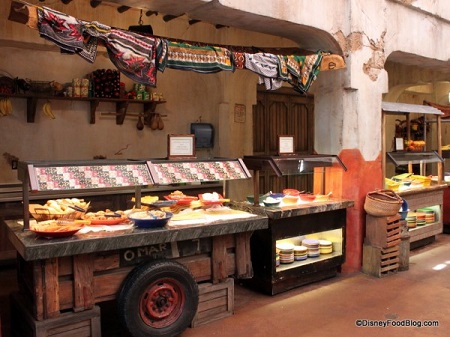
<box><xmin>270</xmin><ymin>193</ymin><xmax>285</xmax><ymax>199</ymax></box>
<box><xmin>263</xmin><ymin>197</ymin><xmax>281</xmax><ymax>207</ymax></box>
<box><xmin>128</xmin><ymin>211</ymin><xmax>173</xmax><ymax>228</ymax></box>
<box><xmin>282</xmin><ymin>195</ymin><xmax>299</xmax><ymax>204</ymax></box>
<box><xmin>282</xmin><ymin>189</ymin><xmax>301</xmax><ymax>196</ymax></box>
<box><xmin>299</xmin><ymin>194</ymin><xmax>316</xmax><ymax>202</ymax></box>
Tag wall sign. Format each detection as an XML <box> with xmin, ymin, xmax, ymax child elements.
<box><xmin>168</xmin><ymin>134</ymin><xmax>196</xmax><ymax>159</ymax></box>
<box><xmin>278</xmin><ymin>135</ymin><xmax>295</xmax><ymax>155</ymax></box>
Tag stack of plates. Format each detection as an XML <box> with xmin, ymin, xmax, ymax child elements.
<box><xmin>302</xmin><ymin>239</ymin><xmax>320</xmax><ymax>257</ymax></box>
<box><xmin>405</xmin><ymin>214</ymin><xmax>416</xmax><ymax>228</ymax></box>
<box><xmin>294</xmin><ymin>245</ymin><xmax>308</xmax><ymax>261</ymax></box>
<box><xmin>276</xmin><ymin>243</ymin><xmax>295</xmax><ymax>264</ymax></box>
<box><xmin>275</xmin><ymin>252</ymin><xmax>280</xmax><ymax>267</ymax></box>
<box><xmin>415</xmin><ymin>212</ymin><xmax>426</xmax><ymax>226</ymax></box>
<box><xmin>417</xmin><ymin>208</ymin><xmax>435</xmax><ymax>224</ymax></box>
<box><xmin>319</xmin><ymin>240</ymin><xmax>333</xmax><ymax>254</ymax></box>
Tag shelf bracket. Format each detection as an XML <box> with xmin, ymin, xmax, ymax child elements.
<box><xmin>90</xmin><ymin>100</ymin><xmax>99</xmax><ymax>124</ymax></box>
<box><xmin>116</xmin><ymin>101</ymin><xmax>129</xmax><ymax>125</ymax></box>
<box><xmin>26</xmin><ymin>97</ymin><xmax>38</xmax><ymax>123</ymax></box>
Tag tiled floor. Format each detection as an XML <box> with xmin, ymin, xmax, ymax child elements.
<box><xmin>2</xmin><ymin>234</ymin><xmax>450</xmax><ymax>337</ymax></box>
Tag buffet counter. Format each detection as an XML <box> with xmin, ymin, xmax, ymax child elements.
<box><xmin>397</xmin><ymin>184</ymin><xmax>447</xmax><ymax>248</ymax></box>
<box><xmin>234</xmin><ymin>199</ymin><xmax>354</xmax><ymax>295</ymax></box>
<box><xmin>3</xmin><ymin>158</ymin><xmax>260</xmax><ymax>337</ymax></box>
<box><xmin>5</xmin><ymin>211</ymin><xmax>268</xmax><ymax>337</ymax></box>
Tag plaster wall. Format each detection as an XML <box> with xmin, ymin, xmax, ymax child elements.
<box><xmin>0</xmin><ymin>0</ymin><xmax>294</xmax><ymax>199</ymax></box>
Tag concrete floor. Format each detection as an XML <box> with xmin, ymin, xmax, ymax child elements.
<box><xmin>1</xmin><ymin>234</ymin><xmax>450</xmax><ymax>337</ymax></box>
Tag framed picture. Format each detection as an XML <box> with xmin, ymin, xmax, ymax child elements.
<box><xmin>395</xmin><ymin>137</ymin><xmax>404</xmax><ymax>151</ymax></box>
<box><xmin>168</xmin><ymin>134</ymin><xmax>196</xmax><ymax>159</ymax></box>
<box><xmin>278</xmin><ymin>135</ymin><xmax>295</xmax><ymax>155</ymax></box>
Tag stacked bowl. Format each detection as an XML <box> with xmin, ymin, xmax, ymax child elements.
<box><xmin>302</xmin><ymin>239</ymin><xmax>320</xmax><ymax>257</ymax></box>
<box><xmin>319</xmin><ymin>240</ymin><xmax>333</xmax><ymax>255</ymax></box>
<box><xmin>293</xmin><ymin>245</ymin><xmax>308</xmax><ymax>261</ymax></box>
<box><xmin>276</xmin><ymin>243</ymin><xmax>295</xmax><ymax>264</ymax></box>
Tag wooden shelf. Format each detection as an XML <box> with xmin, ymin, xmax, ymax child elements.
<box><xmin>3</xmin><ymin>94</ymin><xmax>166</xmax><ymax>124</ymax></box>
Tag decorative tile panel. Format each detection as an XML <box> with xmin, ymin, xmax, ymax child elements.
<box><xmin>32</xmin><ymin>164</ymin><xmax>153</xmax><ymax>191</ymax></box>
<box><xmin>151</xmin><ymin>160</ymin><xmax>250</xmax><ymax>184</ymax></box>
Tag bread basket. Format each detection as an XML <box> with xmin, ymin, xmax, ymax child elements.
<box><xmin>364</xmin><ymin>189</ymin><xmax>403</xmax><ymax>217</ymax></box>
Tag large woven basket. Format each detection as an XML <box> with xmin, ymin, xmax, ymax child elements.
<box><xmin>364</xmin><ymin>189</ymin><xmax>403</xmax><ymax>217</ymax></box>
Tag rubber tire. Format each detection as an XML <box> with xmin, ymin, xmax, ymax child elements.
<box><xmin>117</xmin><ymin>259</ymin><xmax>199</xmax><ymax>337</ymax></box>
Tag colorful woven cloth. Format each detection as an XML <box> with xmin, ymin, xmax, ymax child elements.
<box><xmin>284</xmin><ymin>53</ymin><xmax>323</xmax><ymax>94</ymax></box>
<box><xmin>35</xmin><ymin>5</ymin><xmax>324</xmax><ymax>91</ymax></box>
<box><xmin>244</xmin><ymin>53</ymin><xmax>287</xmax><ymax>90</ymax></box>
<box><xmin>233</xmin><ymin>52</ymin><xmax>245</xmax><ymax>69</ymax></box>
<box><xmin>165</xmin><ymin>41</ymin><xmax>234</xmax><ymax>73</ymax></box>
<box><xmin>105</xmin><ymin>29</ymin><xmax>158</xmax><ymax>86</ymax></box>
<box><xmin>37</xmin><ymin>6</ymin><xmax>97</xmax><ymax>62</ymax></box>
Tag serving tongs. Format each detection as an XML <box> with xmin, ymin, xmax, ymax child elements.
<box><xmin>104</xmin><ymin>212</ymin><xmax>122</xmax><ymax>218</ymax></box>
<box><xmin>68</xmin><ymin>205</ymin><xmax>88</xmax><ymax>213</ymax></box>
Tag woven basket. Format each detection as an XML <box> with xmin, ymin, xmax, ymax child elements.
<box><xmin>364</xmin><ymin>189</ymin><xmax>403</xmax><ymax>217</ymax></box>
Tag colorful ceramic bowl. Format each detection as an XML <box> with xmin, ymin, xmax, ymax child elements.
<box><xmin>299</xmin><ymin>194</ymin><xmax>316</xmax><ymax>202</ymax></box>
<box><xmin>282</xmin><ymin>195</ymin><xmax>299</xmax><ymax>204</ymax></box>
<box><xmin>282</xmin><ymin>189</ymin><xmax>301</xmax><ymax>196</ymax></box>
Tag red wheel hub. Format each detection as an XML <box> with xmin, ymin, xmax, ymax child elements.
<box><xmin>139</xmin><ymin>278</ymin><xmax>185</xmax><ymax>328</ymax></box>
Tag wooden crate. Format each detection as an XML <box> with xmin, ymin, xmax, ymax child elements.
<box><xmin>191</xmin><ymin>278</ymin><xmax>234</xmax><ymax>328</ymax></box>
<box><xmin>362</xmin><ymin>244</ymin><xmax>400</xmax><ymax>278</ymax></box>
<box><xmin>10</xmin><ymin>292</ymin><xmax>101</xmax><ymax>337</ymax></box>
<box><xmin>365</xmin><ymin>214</ymin><xmax>402</xmax><ymax>248</ymax></box>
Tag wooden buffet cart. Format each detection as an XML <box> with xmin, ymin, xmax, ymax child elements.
<box><xmin>5</xmin><ymin>159</ymin><xmax>268</xmax><ymax>337</ymax></box>
<box><xmin>240</xmin><ymin>154</ymin><xmax>354</xmax><ymax>295</ymax></box>
<box><xmin>382</xmin><ymin>102</ymin><xmax>446</xmax><ymax>248</ymax></box>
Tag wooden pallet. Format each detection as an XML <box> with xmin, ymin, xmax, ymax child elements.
<box><xmin>362</xmin><ymin>244</ymin><xmax>400</xmax><ymax>278</ymax></box>
<box><xmin>191</xmin><ymin>278</ymin><xmax>234</xmax><ymax>328</ymax></box>
<box><xmin>365</xmin><ymin>214</ymin><xmax>402</xmax><ymax>248</ymax></box>
<box><xmin>10</xmin><ymin>292</ymin><xmax>101</xmax><ymax>337</ymax></box>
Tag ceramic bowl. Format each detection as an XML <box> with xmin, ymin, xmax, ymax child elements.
<box><xmin>263</xmin><ymin>197</ymin><xmax>281</xmax><ymax>207</ymax></box>
<box><xmin>129</xmin><ymin>211</ymin><xmax>173</xmax><ymax>228</ymax></box>
<box><xmin>282</xmin><ymin>195</ymin><xmax>299</xmax><ymax>204</ymax></box>
<box><xmin>314</xmin><ymin>194</ymin><xmax>329</xmax><ymax>202</ymax></box>
<box><xmin>299</xmin><ymin>194</ymin><xmax>316</xmax><ymax>202</ymax></box>
<box><xmin>270</xmin><ymin>193</ymin><xmax>285</xmax><ymax>199</ymax></box>
<box><xmin>282</xmin><ymin>189</ymin><xmax>301</xmax><ymax>196</ymax></box>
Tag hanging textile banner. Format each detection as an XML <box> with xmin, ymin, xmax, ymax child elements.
<box><xmin>423</xmin><ymin>100</ymin><xmax>450</xmax><ymax>119</ymax></box>
<box><xmin>8</xmin><ymin>0</ymin><xmax>345</xmax><ymax>93</ymax></box>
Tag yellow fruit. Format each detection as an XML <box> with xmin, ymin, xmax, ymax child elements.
<box><xmin>42</xmin><ymin>101</ymin><xmax>55</xmax><ymax>119</ymax></box>
<box><xmin>4</xmin><ymin>98</ymin><xmax>12</xmax><ymax>115</ymax></box>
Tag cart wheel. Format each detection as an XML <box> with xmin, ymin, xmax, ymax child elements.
<box><xmin>117</xmin><ymin>259</ymin><xmax>199</xmax><ymax>337</ymax></box>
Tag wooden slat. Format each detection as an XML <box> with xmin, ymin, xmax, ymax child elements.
<box><xmin>191</xmin><ymin>278</ymin><xmax>234</xmax><ymax>328</ymax></box>
<box><xmin>43</xmin><ymin>258</ymin><xmax>60</xmax><ymax>319</ymax></box>
<box><xmin>93</xmin><ymin>252</ymin><xmax>120</xmax><ymax>271</ymax></box>
<box><xmin>73</xmin><ymin>254</ymin><xmax>94</xmax><ymax>312</ymax></box>
<box><xmin>33</xmin><ymin>261</ymin><xmax>45</xmax><ymax>321</ymax></box>
<box><xmin>212</xmin><ymin>235</ymin><xmax>230</xmax><ymax>283</ymax></box>
<box><xmin>234</xmin><ymin>231</ymin><xmax>253</xmax><ymax>278</ymax></box>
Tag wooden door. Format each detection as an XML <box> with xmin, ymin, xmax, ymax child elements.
<box><xmin>253</xmin><ymin>88</ymin><xmax>314</xmax><ymax>193</ymax></box>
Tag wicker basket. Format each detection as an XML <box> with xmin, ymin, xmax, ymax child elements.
<box><xmin>364</xmin><ymin>189</ymin><xmax>403</xmax><ymax>217</ymax></box>
<box><xmin>29</xmin><ymin>204</ymin><xmax>86</xmax><ymax>221</ymax></box>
